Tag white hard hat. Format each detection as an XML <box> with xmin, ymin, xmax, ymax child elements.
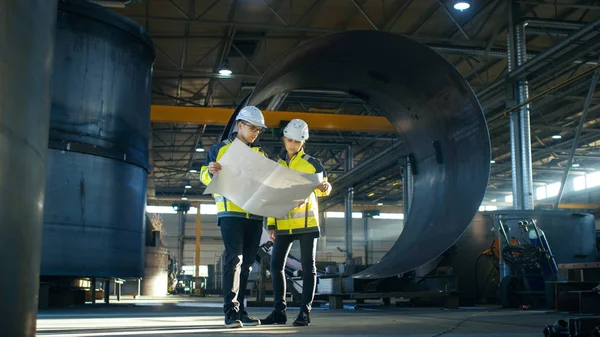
<box><xmin>236</xmin><ymin>106</ymin><xmax>267</xmax><ymax>129</ymax></box>
<box><xmin>283</xmin><ymin>119</ymin><xmax>309</xmax><ymax>142</ymax></box>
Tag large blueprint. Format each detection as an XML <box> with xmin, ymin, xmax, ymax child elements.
<box><xmin>204</xmin><ymin>139</ymin><xmax>322</xmax><ymax>218</ymax></box>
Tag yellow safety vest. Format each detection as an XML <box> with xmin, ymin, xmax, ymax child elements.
<box><xmin>267</xmin><ymin>148</ymin><xmax>330</xmax><ymax>235</ymax></box>
<box><xmin>200</xmin><ymin>138</ymin><xmax>266</xmax><ymax>221</ymax></box>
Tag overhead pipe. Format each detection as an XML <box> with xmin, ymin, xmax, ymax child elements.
<box><xmin>0</xmin><ymin>0</ymin><xmax>57</xmax><ymax>336</ymax></box>
<box><xmin>90</xmin><ymin>0</ymin><xmax>142</xmax><ymax>8</ymax></box>
<box><xmin>522</xmin><ymin>17</ymin><xmax>584</xmax><ymax>30</ymax></box>
<box><xmin>554</xmin><ymin>59</ymin><xmax>600</xmax><ymax>209</ymax></box>
<box><xmin>478</xmin><ymin>17</ymin><xmax>600</xmax><ymax>101</ymax></box>
<box><xmin>517</xmin><ymin>1</ymin><xmax>600</xmax><ymax>11</ymax></box>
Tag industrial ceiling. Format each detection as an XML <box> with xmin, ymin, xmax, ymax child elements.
<box><xmin>105</xmin><ymin>0</ymin><xmax>600</xmax><ymax>209</ymax></box>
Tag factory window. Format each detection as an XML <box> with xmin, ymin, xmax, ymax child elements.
<box><xmin>505</xmin><ymin>195</ymin><xmax>513</xmax><ymax>203</ymax></box>
<box><xmin>573</xmin><ymin>175</ymin><xmax>587</xmax><ymax>191</ymax></box>
<box><xmin>373</xmin><ymin>213</ymin><xmax>404</xmax><ymax>220</ymax></box>
<box><xmin>200</xmin><ymin>204</ymin><xmax>218</xmax><ymax>215</ymax></box>
<box><xmin>535</xmin><ymin>185</ymin><xmax>547</xmax><ymax>200</ymax></box>
<box><xmin>325</xmin><ymin>211</ymin><xmax>363</xmax><ymax>219</ymax></box>
<box><xmin>145</xmin><ymin>205</ymin><xmax>217</xmax><ymax>215</ymax></box>
<box><xmin>324</xmin><ymin>212</ymin><xmax>404</xmax><ymax>219</ymax></box>
<box><xmin>586</xmin><ymin>172</ymin><xmax>600</xmax><ymax>189</ymax></box>
<box><xmin>546</xmin><ymin>182</ymin><xmax>561</xmax><ymax>198</ymax></box>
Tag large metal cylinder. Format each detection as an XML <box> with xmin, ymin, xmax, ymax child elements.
<box><xmin>141</xmin><ymin>247</ymin><xmax>169</xmax><ymax>296</ymax></box>
<box><xmin>40</xmin><ymin>0</ymin><xmax>155</xmax><ymax>278</ymax></box>
<box><xmin>245</xmin><ymin>30</ymin><xmax>491</xmax><ymax>279</ymax></box>
<box><xmin>0</xmin><ymin>1</ymin><xmax>57</xmax><ymax>335</ymax></box>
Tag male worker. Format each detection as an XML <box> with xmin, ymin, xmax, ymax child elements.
<box><xmin>200</xmin><ymin>106</ymin><xmax>267</xmax><ymax>328</ymax></box>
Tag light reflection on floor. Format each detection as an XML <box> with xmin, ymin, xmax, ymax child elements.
<box><xmin>35</xmin><ymin>298</ymin><xmax>577</xmax><ymax>337</ymax></box>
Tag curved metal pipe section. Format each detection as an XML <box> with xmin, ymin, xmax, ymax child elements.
<box><xmin>41</xmin><ymin>0</ymin><xmax>155</xmax><ymax>278</ymax></box>
<box><xmin>0</xmin><ymin>1</ymin><xmax>57</xmax><ymax>335</ymax></box>
<box><xmin>245</xmin><ymin>31</ymin><xmax>491</xmax><ymax>279</ymax></box>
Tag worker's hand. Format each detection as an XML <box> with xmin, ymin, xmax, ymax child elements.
<box><xmin>269</xmin><ymin>230</ymin><xmax>276</xmax><ymax>241</ymax></box>
<box><xmin>317</xmin><ymin>181</ymin><xmax>331</xmax><ymax>192</ymax></box>
<box><xmin>208</xmin><ymin>162</ymin><xmax>222</xmax><ymax>174</ymax></box>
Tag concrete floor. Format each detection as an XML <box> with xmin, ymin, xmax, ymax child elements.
<box><xmin>36</xmin><ymin>297</ymin><xmax>593</xmax><ymax>337</ymax></box>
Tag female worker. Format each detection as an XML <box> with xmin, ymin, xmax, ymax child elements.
<box><xmin>262</xmin><ymin>119</ymin><xmax>332</xmax><ymax>326</ymax></box>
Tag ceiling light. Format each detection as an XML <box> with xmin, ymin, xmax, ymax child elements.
<box><xmin>219</xmin><ymin>59</ymin><xmax>232</xmax><ymax>76</ymax></box>
<box><xmin>219</xmin><ymin>68</ymin><xmax>232</xmax><ymax>76</ymax></box>
<box><xmin>367</xmin><ymin>192</ymin><xmax>375</xmax><ymax>197</ymax></box>
<box><xmin>181</xmin><ymin>197</ymin><xmax>188</xmax><ymax>200</ymax></box>
<box><xmin>490</xmin><ymin>160</ymin><xmax>496</xmax><ymax>164</ymax></box>
<box><xmin>377</xmin><ymin>203</ymin><xmax>383</xmax><ymax>206</ymax></box>
<box><xmin>196</xmin><ymin>147</ymin><xmax>205</xmax><ymax>152</ymax></box>
<box><xmin>572</xmin><ymin>163</ymin><xmax>580</xmax><ymax>168</ymax></box>
<box><xmin>453</xmin><ymin>0</ymin><xmax>471</xmax><ymax>11</ymax></box>
<box><xmin>552</xmin><ymin>135</ymin><xmax>562</xmax><ymax>139</ymax></box>
<box><xmin>189</xmin><ymin>169</ymin><xmax>198</xmax><ymax>173</ymax></box>
<box><xmin>185</xmin><ymin>181</ymin><xmax>192</xmax><ymax>189</ymax></box>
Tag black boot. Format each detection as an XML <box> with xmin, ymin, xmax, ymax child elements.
<box><xmin>261</xmin><ymin>310</ymin><xmax>287</xmax><ymax>325</ymax></box>
<box><xmin>224</xmin><ymin>309</ymin><xmax>242</xmax><ymax>328</ymax></box>
<box><xmin>293</xmin><ymin>311</ymin><xmax>310</xmax><ymax>326</ymax></box>
<box><xmin>240</xmin><ymin>310</ymin><xmax>261</xmax><ymax>326</ymax></box>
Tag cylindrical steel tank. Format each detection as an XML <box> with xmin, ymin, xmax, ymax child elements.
<box><xmin>141</xmin><ymin>247</ymin><xmax>170</xmax><ymax>296</ymax></box>
<box><xmin>0</xmin><ymin>1</ymin><xmax>57</xmax><ymax>335</ymax></box>
<box><xmin>448</xmin><ymin>210</ymin><xmax>597</xmax><ymax>303</ymax></box>
<box><xmin>40</xmin><ymin>0</ymin><xmax>154</xmax><ymax>278</ymax></box>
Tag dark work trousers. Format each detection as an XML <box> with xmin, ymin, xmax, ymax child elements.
<box><xmin>219</xmin><ymin>217</ymin><xmax>263</xmax><ymax>314</ymax></box>
<box><xmin>270</xmin><ymin>233</ymin><xmax>318</xmax><ymax>313</ymax></box>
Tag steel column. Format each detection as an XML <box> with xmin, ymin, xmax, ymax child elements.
<box><xmin>402</xmin><ymin>156</ymin><xmax>414</xmax><ymax>218</ymax></box>
<box><xmin>173</xmin><ymin>204</ymin><xmax>190</xmax><ymax>273</ymax></box>
<box><xmin>516</xmin><ymin>22</ymin><xmax>534</xmax><ymax>210</ymax></box>
<box><xmin>178</xmin><ymin>210</ymin><xmax>186</xmax><ymax>273</ymax></box>
<box><xmin>554</xmin><ymin>59</ymin><xmax>600</xmax><ymax>208</ymax></box>
<box><xmin>0</xmin><ymin>0</ymin><xmax>57</xmax><ymax>335</ymax></box>
<box><xmin>507</xmin><ymin>0</ymin><xmax>534</xmax><ymax>210</ymax></box>
<box><xmin>344</xmin><ymin>146</ymin><xmax>354</xmax><ymax>266</ymax></box>
<box><xmin>195</xmin><ymin>202</ymin><xmax>201</xmax><ymax>293</ymax></box>
<box><xmin>363</xmin><ymin>215</ymin><xmax>369</xmax><ymax>265</ymax></box>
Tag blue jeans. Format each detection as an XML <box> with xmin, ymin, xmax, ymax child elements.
<box><xmin>270</xmin><ymin>233</ymin><xmax>318</xmax><ymax>313</ymax></box>
<box><xmin>219</xmin><ymin>217</ymin><xmax>263</xmax><ymax>313</ymax></box>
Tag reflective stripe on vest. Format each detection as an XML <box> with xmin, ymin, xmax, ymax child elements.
<box><xmin>286</xmin><ymin>210</ymin><xmax>316</xmax><ymax>219</ymax></box>
<box><xmin>214</xmin><ymin>195</ymin><xmax>228</xmax><ymax>211</ymax></box>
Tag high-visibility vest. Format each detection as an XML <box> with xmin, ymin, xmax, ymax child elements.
<box><xmin>267</xmin><ymin>148</ymin><xmax>330</xmax><ymax>235</ymax></box>
<box><xmin>200</xmin><ymin>138</ymin><xmax>266</xmax><ymax>221</ymax></box>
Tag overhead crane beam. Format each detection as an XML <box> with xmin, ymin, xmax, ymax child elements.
<box><xmin>150</xmin><ymin>105</ymin><xmax>396</xmax><ymax>133</ymax></box>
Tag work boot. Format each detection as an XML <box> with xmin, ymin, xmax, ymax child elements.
<box><xmin>224</xmin><ymin>309</ymin><xmax>243</xmax><ymax>328</ymax></box>
<box><xmin>261</xmin><ymin>310</ymin><xmax>287</xmax><ymax>325</ymax></box>
<box><xmin>293</xmin><ymin>311</ymin><xmax>310</xmax><ymax>326</ymax></box>
<box><xmin>240</xmin><ymin>310</ymin><xmax>261</xmax><ymax>326</ymax></box>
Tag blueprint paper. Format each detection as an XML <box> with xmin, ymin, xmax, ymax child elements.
<box><xmin>204</xmin><ymin>138</ymin><xmax>323</xmax><ymax>218</ymax></box>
